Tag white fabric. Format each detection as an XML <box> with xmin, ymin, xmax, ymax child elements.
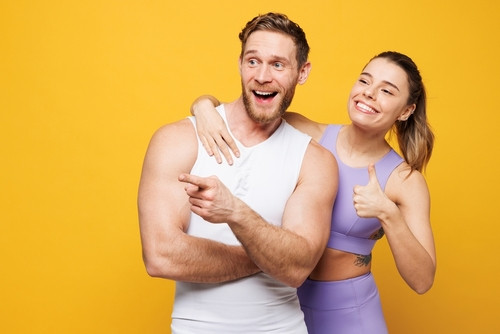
<box><xmin>171</xmin><ymin>105</ymin><xmax>311</xmax><ymax>333</ymax></box>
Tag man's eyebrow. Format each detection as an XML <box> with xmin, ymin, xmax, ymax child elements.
<box><xmin>243</xmin><ymin>50</ymin><xmax>291</xmax><ymax>63</ymax></box>
<box><xmin>360</xmin><ymin>72</ymin><xmax>400</xmax><ymax>91</ymax></box>
<box><xmin>244</xmin><ymin>49</ymin><xmax>258</xmax><ymax>56</ymax></box>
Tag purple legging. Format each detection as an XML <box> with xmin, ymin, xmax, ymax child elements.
<box><xmin>297</xmin><ymin>272</ymin><xmax>388</xmax><ymax>334</ymax></box>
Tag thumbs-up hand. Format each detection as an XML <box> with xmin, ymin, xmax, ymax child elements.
<box><xmin>352</xmin><ymin>164</ymin><xmax>391</xmax><ymax>218</ymax></box>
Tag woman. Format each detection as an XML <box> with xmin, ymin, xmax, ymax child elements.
<box><xmin>190</xmin><ymin>51</ymin><xmax>436</xmax><ymax>334</ymax></box>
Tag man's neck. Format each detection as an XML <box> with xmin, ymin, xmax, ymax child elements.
<box><xmin>224</xmin><ymin>97</ymin><xmax>283</xmax><ymax>147</ymax></box>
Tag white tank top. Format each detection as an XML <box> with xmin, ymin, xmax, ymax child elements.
<box><xmin>171</xmin><ymin>105</ymin><xmax>311</xmax><ymax>333</ymax></box>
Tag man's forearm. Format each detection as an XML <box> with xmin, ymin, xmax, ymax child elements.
<box><xmin>227</xmin><ymin>200</ymin><xmax>318</xmax><ymax>288</ymax></box>
<box><xmin>144</xmin><ymin>234</ymin><xmax>260</xmax><ymax>283</ymax></box>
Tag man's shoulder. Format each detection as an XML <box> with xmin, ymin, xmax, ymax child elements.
<box><xmin>150</xmin><ymin>118</ymin><xmax>196</xmax><ymax>143</ymax></box>
<box><xmin>155</xmin><ymin>117</ymin><xmax>194</xmax><ymax>134</ymax></box>
<box><xmin>145</xmin><ymin>118</ymin><xmax>198</xmax><ymax>163</ymax></box>
<box><xmin>304</xmin><ymin>139</ymin><xmax>338</xmax><ymax>171</ymax></box>
<box><xmin>280</xmin><ymin>121</ymin><xmax>337</xmax><ymax>171</ymax></box>
<box><xmin>298</xmin><ymin>140</ymin><xmax>338</xmax><ymax>198</ymax></box>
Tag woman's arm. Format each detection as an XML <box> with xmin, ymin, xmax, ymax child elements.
<box><xmin>191</xmin><ymin>95</ymin><xmax>239</xmax><ymax>165</ymax></box>
<box><xmin>282</xmin><ymin>112</ymin><xmax>327</xmax><ymax>143</ymax></box>
<box><xmin>353</xmin><ymin>164</ymin><xmax>436</xmax><ymax>294</ymax></box>
<box><xmin>191</xmin><ymin>95</ymin><xmax>328</xmax><ymax>163</ymax></box>
<box><xmin>384</xmin><ymin>167</ymin><xmax>436</xmax><ymax>293</ymax></box>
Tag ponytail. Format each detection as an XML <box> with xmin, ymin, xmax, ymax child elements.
<box><xmin>373</xmin><ymin>51</ymin><xmax>435</xmax><ymax>172</ymax></box>
<box><xmin>394</xmin><ymin>85</ymin><xmax>434</xmax><ymax>172</ymax></box>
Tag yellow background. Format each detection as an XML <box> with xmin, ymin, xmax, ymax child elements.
<box><xmin>1</xmin><ymin>0</ymin><xmax>499</xmax><ymax>333</ymax></box>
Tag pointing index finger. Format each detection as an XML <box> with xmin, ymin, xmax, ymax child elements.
<box><xmin>178</xmin><ymin>174</ymin><xmax>209</xmax><ymax>189</ymax></box>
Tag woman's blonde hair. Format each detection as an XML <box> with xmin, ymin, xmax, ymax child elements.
<box><xmin>370</xmin><ymin>51</ymin><xmax>434</xmax><ymax>172</ymax></box>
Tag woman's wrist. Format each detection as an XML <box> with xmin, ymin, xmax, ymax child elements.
<box><xmin>191</xmin><ymin>96</ymin><xmax>218</xmax><ymax>116</ymax></box>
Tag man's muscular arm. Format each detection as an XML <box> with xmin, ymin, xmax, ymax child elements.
<box><xmin>138</xmin><ymin>119</ymin><xmax>259</xmax><ymax>283</ymax></box>
<box><xmin>180</xmin><ymin>140</ymin><xmax>338</xmax><ymax>287</ymax></box>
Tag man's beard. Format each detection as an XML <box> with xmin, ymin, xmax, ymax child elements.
<box><xmin>241</xmin><ymin>83</ymin><xmax>295</xmax><ymax>124</ymax></box>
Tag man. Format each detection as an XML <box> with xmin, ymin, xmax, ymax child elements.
<box><xmin>138</xmin><ymin>12</ymin><xmax>338</xmax><ymax>333</ymax></box>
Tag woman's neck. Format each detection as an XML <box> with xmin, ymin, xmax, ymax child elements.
<box><xmin>337</xmin><ymin>124</ymin><xmax>391</xmax><ymax>167</ymax></box>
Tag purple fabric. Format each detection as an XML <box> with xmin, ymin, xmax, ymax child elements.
<box><xmin>298</xmin><ymin>273</ymin><xmax>388</xmax><ymax>334</ymax></box>
<box><xmin>319</xmin><ymin>124</ymin><xmax>404</xmax><ymax>255</ymax></box>
<box><xmin>297</xmin><ymin>125</ymin><xmax>404</xmax><ymax>333</ymax></box>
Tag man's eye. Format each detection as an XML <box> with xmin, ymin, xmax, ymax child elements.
<box><xmin>248</xmin><ymin>59</ymin><xmax>258</xmax><ymax>66</ymax></box>
<box><xmin>359</xmin><ymin>79</ymin><xmax>368</xmax><ymax>84</ymax></box>
<box><xmin>273</xmin><ymin>62</ymin><xmax>284</xmax><ymax>70</ymax></box>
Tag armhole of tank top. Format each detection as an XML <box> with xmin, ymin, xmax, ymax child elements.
<box><xmin>378</xmin><ymin>150</ymin><xmax>405</xmax><ymax>191</ymax></box>
<box><xmin>319</xmin><ymin>124</ymin><xmax>333</xmax><ymax>145</ymax></box>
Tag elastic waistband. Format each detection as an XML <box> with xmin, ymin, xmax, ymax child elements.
<box><xmin>297</xmin><ymin>273</ymin><xmax>378</xmax><ymax>310</ymax></box>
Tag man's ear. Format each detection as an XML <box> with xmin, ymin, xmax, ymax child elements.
<box><xmin>297</xmin><ymin>61</ymin><xmax>312</xmax><ymax>85</ymax></box>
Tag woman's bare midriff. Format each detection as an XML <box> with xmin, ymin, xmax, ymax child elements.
<box><xmin>309</xmin><ymin>248</ymin><xmax>372</xmax><ymax>281</ymax></box>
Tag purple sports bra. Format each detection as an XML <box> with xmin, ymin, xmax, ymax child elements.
<box><xmin>320</xmin><ymin>125</ymin><xmax>404</xmax><ymax>255</ymax></box>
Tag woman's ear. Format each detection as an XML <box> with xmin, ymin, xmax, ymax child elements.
<box><xmin>398</xmin><ymin>104</ymin><xmax>416</xmax><ymax>121</ymax></box>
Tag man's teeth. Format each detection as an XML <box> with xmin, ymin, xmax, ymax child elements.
<box><xmin>255</xmin><ymin>91</ymin><xmax>273</xmax><ymax>96</ymax></box>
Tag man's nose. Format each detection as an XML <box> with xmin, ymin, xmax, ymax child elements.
<box><xmin>255</xmin><ymin>64</ymin><xmax>272</xmax><ymax>83</ymax></box>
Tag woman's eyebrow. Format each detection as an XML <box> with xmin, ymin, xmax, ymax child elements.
<box><xmin>361</xmin><ymin>72</ymin><xmax>400</xmax><ymax>91</ymax></box>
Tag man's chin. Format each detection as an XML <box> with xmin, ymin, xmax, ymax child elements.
<box><xmin>249</xmin><ymin>109</ymin><xmax>283</xmax><ymax>124</ymax></box>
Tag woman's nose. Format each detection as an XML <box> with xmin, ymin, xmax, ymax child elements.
<box><xmin>363</xmin><ymin>87</ymin><xmax>375</xmax><ymax>99</ymax></box>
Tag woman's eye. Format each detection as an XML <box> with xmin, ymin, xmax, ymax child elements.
<box><xmin>382</xmin><ymin>89</ymin><xmax>393</xmax><ymax>95</ymax></box>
